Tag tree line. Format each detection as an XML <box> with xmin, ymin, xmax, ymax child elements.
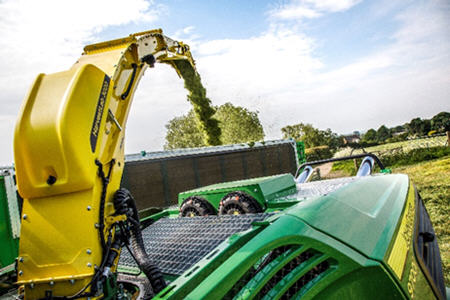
<box><xmin>360</xmin><ymin>112</ymin><xmax>450</xmax><ymax>146</ymax></box>
<box><xmin>164</xmin><ymin>103</ymin><xmax>449</xmax><ymax>160</ymax></box>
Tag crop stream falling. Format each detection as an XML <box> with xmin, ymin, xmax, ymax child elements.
<box><xmin>171</xmin><ymin>59</ymin><xmax>222</xmax><ymax>146</ymax></box>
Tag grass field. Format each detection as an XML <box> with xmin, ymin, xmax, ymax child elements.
<box><xmin>393</xmin><ymin>156</ymin><xmax>450</xmax><ymax>285</ymax></box>
<box><xmin>335</xmin><ymin>135</ymin><xmax>447</xmax><ymax>157</ymax></box>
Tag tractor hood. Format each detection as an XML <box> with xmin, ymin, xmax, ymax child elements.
<box><xmin>286</xmin><ymin>174</ymin><xmax>410</xmax><ymax>261</ymax></box>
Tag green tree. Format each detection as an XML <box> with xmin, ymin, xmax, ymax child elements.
<box><xmin>431</xmin><ymin>112</ymin><xmax>450</xmax><ymax>132</ymax></box>
<box><xmin>281</xmin><ymin>123</ymin><xmax>341</xmax><ymax>150</ymax></box>
<box><xmin>391</xmin><ymin>125</ymin><xmax>405</xmax><ymax>134</ymax></box>
<box><xmin>422</xmin><ymin>119</ymin><xmax>432</xmax><ymax>135</ymax></box>
<box><xmin>360</xmin><ymin>128</ymin><xmax>378</xmax><ymax>146</ymax></box>
<box><xmin>406</xmin><ymin>117</ymin><xmax>431</xmax><ymax>136</ymax></box>
<box><xmin>281</xmin><ymin>123</ymin><xmax>341</xmax><ymax>160</ymax></box>
<box><xmin>164</xmin><ymin>103</ymin><xmax>264</xmax><ymax>149</ymax></box>
<box><xmin>281</xmin><ymin>124</ymin><xmax>304</xmax><ymax>142</ymax></box>
<box><xmin>362</xmin><ymin>128</ymin><xmax>377</xmax><ymax>142</ymax></box>
<box><xmin>214</xmin><ymin>103</ymin><xmax>264</xmax><ymax>145</ymax></box>
<box><xmin>406</xmin><ymin>118</ymin><xmax>423</xmax><ymax>136</ymax></box>
<box><xmin>164</xmin><ymin>110</ymin><xmax>205</xmax><ymax>149</ymax></box>
<box><xmin>376</xmin><ymin>125</ymin><xmax>392</xmax><ymax>142</ymax></box>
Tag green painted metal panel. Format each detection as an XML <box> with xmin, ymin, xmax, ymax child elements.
<box><xmin>178</xmin><ymin>174</ymin><xmax>297</xmax><ymax>209</ymax></box>
<box><xmin>0</xmin><ymin>173</ymin><xmax>20</xmax><ymax>276</ymax></box>
<box><xmin>180</xmin><ymin>174</ymin><xmax>291</xmax><ymax>193</ymax></box>
<box><xmin>296</xmin><ymin>141</ymin><xmax>306</xmax><ymax>164</ymax></box>
<box><xmin>257</xmin><ymin>174</ymin><xmax>297</xmax><ymax>201</ymax></box>
<box><xmin>285</xmin><ymin>174</ymin><xmax>409</xmax><ymax>261</ymax></box>
<box><xmin>149</xmin><ymin>172</ymin><xmax>441</xmax><ymax>299</ymax></box>
<box><xmin>155</xmin><ymin>214</ymin><xmax>405</xmax><ymax>299</ymax></box>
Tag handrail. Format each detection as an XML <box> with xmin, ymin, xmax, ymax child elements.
<box><xmin>294</xmin><ymin>153</ymin><xmax>385</xmax><ymax>178</ymax></box>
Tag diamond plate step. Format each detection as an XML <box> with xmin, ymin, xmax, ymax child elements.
<box><xmin>119</xmin><ymin>213</ymin><xmax>273</xmax><ymax>275</ymax></box>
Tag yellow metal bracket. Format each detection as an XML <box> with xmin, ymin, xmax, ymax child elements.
<box><xmin>104</xmin><ymin>214</ymin><xmax>127</xmax><ymax>226</ymax></box>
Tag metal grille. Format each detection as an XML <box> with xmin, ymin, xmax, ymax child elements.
<box><xmin>258</xmin><ymin>250</ymin><xmax>316</xmax><ymax>298</ymax></box>
<box><xmin>281</xmin><ymin>260</ymin><xmax>330</xmax><ymax>299</ymax></box>
<box><xmin>295</xmin><ymin>177</ymin><xmax>359</xmax><ymax>198</ymax></box>
<box><xmin>224</xmin><ymin>246</ymin><xmax>331</xmax><ymax>300</ymax></box>
<box><xmin>223</xmin><ymin>245</ymin><xmax>294</xmax><ymax>300</ymax></box>
<box><xmin>119</xmin><ymin>213</ymin><xmax>273</xmax><ymax>275</ymax></box>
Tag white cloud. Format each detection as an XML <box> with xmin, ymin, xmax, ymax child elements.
<box><xmin>190</xmin><ymin>0</ymin><xmax>450</xmax><ymax>140</ymax></box>
<box><xmin>270</xmin><ymin>0</ymin><xmax>361</xmax><ymax>20</ymax></box>
<box><xmin>307</xmin><ymin>0</ymin><xmax>362</xmax><ymax>12</ymax></box>
<box><xmin>174</xmin><ymin>26</ymin><xmax>196</xmax><ymax>37</ymax></box>
<box><xmin>0</xmin><ymin>115</ymin><xmax>15</xmax><ymax>168</ymax></box>
<box><xmin>182</xmin><ymin>26</ymin><xmax>195</xmax><ymax>35</ymax></box>
<box><xmin>271</xmin><ymin>6</ymin><xmax>321</xmax><ymax>20</ymax></box>
<box><xmin>195</xmin><ymin>28</ymin><xmax>322</xmax><ymax>96</ymax></box>
<box><xmin>0</xmin><ymin>0</ymin><xmax>160</xmax><ymax>72</ymax></box>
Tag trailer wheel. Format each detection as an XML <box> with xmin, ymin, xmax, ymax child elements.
<box><xmin>180</xmin><ymin>196</ymin><xmax>216</xmax><ymax>217</ymax></box>
<box><xmin>219</xmin><ymin>192</ymin><xmax>263</xmax><ymax>215</ymax></box>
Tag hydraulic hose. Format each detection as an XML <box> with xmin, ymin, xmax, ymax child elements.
<box><xmin>113</xmin><ymin>189</ymin><xmax>167</xmax><ymax>295</ymax></box>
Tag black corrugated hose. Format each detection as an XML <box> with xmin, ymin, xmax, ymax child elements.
<box><xmin>113</xmin><ymin>188</ymin><xmax>167</xmax><ymax>295</ymax></box>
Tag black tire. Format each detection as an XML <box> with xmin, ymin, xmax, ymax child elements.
<box><xmin>180</xmin><ymin>196</ymin><xmax>216</xmax><ymax>217</ymax></box>
<box><xmin>219</xmin><ymin>191</ymin><xmax>263</xmax><ymax>215</ymax></box>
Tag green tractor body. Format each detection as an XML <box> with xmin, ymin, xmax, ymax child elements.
<box><xmin>0</xmin><ymin>156</ymin><xmax>446</xmax><ymax>299</ymax></box>
<box><xmin>117</xmin><ymin>171</ymin><xmax>446</xmax><ymax>299</ymax></box>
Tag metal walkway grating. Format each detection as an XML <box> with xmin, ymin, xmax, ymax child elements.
<box><xmin>119</xmin><ymin>213</ymin><xmax>273</xmax><ymax>275</ymax></box>
<box><xmin>295</xmin><ymin>176</ymin><xmax>359</xmax><ymax>198</ymax></box>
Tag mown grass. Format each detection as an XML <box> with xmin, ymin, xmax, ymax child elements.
<box><xmin>331</xmin><ymin>146</ymin><xmax>450</xmax><ymax>175</ymax></box>
<box><xmin>382</xmin><ymin>146</ymin><xmax>450</xmax><ymax>167</ymax></box>
<box><xmin>335</xmin><ymin>135</ymin><xmax>447</xmax><ymax>157</ymax></box>
<box><xmin>393</xmin><ymin>157</ymin><xmax>450</xmax><ymax>286</ymax></box>
<box><xmin>330</xmin><ymin>159</ymin><xmax>359</xmax><ymax>177</ymax></box>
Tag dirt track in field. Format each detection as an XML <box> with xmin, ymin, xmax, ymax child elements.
<box><xmin>317</xmin><ymin>162</ymin><xmax>333</xmax><ymax>177</ymax></box>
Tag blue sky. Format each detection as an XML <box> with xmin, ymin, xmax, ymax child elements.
<box><xmin>0</xmin><ymin>0</ymin><xmax>449</xmax><ymax>165</ymax></box>
<box><xmin>304</xmin><ymin>2</ymin><xmax>399</xmax><ymax>68</ymax></box>
<box><xmin>99</xmin><ymin>0</ymin><xmax>273</xmax><ymax>41</ymax></box>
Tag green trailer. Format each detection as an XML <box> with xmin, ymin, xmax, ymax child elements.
<box><xmin>122</xmin><ymin>139</ymin><xmax>305</xmax><ymax>210</ymax></box>
<box><xmin>0</xmin><ymin>168</ymin><xmax>21</xmax><ymax>292</ymax></box>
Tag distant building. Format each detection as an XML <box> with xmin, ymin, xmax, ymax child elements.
<box><xmin>342</xmin><ymin>134</ymin><xmax>361</xmax><ymax>144</ymax></box>
<box><xmin>392</xmin><ymin>130</ymin><xmax>407</xmax><ymax>136</ymax></box>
